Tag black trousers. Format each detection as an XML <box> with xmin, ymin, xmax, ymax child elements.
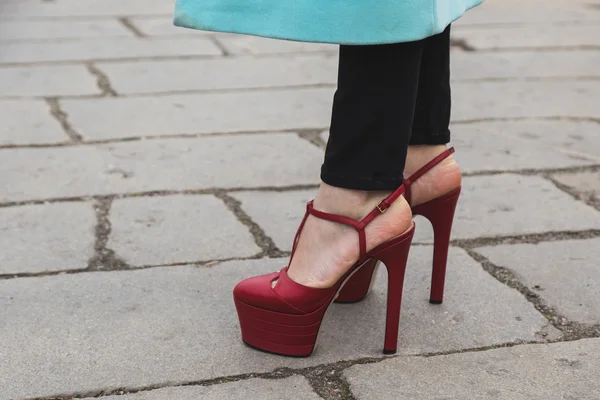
<box><xmin>321</xmin><ymin>26</ymin><xmax>451</xmax><ymax>191</ymax></box>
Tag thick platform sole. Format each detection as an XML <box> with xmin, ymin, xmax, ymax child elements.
<box><xmin>234</xmin><ymin>298</ymin><xmax>328</xmax><ymax>357</ymax></box>
<box><xmin>234</xmin><ymin>224</ymin><xmax>415</xmax><ymax>356</ymax></box>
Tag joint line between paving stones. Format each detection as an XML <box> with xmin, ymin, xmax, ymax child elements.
<box><xmin>1</xmin><ymin>163</ymin><xmax>600</xmax><ymax>209</ymax></box>
<box><xmin>87</xmin><ymin>197</ymin><xmax>131</xmax><ymax>271</ymax></box>
<box><xmin>44</xmin><ymin>97</ymin><xmax>83</xmax><ymax>143</ymax></box>
<box><xmin>2</xmin><ymin>76</ymin><xmax>600</xmax><ymax>102</ymax></box>
<box><xmin>0</xmin><ymin>256</ymin><xmax>252</xmax><ymax>281</ymax></box>
<box><xmin>1</xmin><ymin>114</ymin><xmax>599</xmax><ymax>151</ymax></box>
<box><xmin>27</xmin><ymin>356</ymin><xmax>390</xmax><ymax>400</ymax></box>
<box><xmin>213</xmin><ymin>191</ymin><xmax>285</xmax><ymax>258</ymax></box>
<box><xmin>86</xmin><ymin>63</ymin><xmax>119</xmax><ymax>97</ymax></box>
<box><xmin>462</xmin><ymin>164</ymin><xmax>600</xmax><ymax>178</ymax></box>
<box><xmin>0</xmin><ymin>84</ymin><xmax>338</xmax><ymax>101</ymax></box>
<box><xmin>0</xmin><ymin>185</ymin><xmax>321</xmax><ymax>208</ymax></box>
<box><xmin>0</xmin><ymin>50</ymin><xmax>340</xmax><ymax>68</ymax></box>
<box><xmin>0</xmin><ymin>128</ymin><xmax>323</xmax><ymax>150</ymax></box>
<box><xmin>27</xmin><ymin>337</ymin><xmax>600</xmax><ymax>400</ymax></box>
<box><xmin>297</xmin><ymin>129</ymin><xmax>327</xmax><ymax>149</ymax></box>
<box><xmin>544</xmin><ymin>173</ymin><xmax>600</xmax><ymax>212</ymax></box>
<box><xmin>450</xmin><ymin>229</ymin><xmax>600</xmax><ymax>249</ymax></box>
<box><xmin>459</xmin><ymin>247</ymin><xmax>600</xmax><ymax>340</ymax></box>
<box><xmin>117</xmin><ymin>16</ymin><xmax>146</xmax><ymax>38</ymax></box>
<box><xmin>452</xmin><ymin>116</ymin><xmax>600</xmax><ymax>126</ymax></box>
<box><xmin>2</xmin><ymin>230</ymin><xmax>599</xmax><ymax>281</ymax></box>
<box><xmin>472</xmin><ymin>45</ymin><xmax>600</xmax><ymax>53</ymax></box>
<box><xmin>449</xmin><ymin>37</ymin><xmax>475</xmax><ymax>51</ymax></box>
<box><xmin>208</xmin><ymin>36</ymin><xmax>231</xmax><ymax>56</ymax></box>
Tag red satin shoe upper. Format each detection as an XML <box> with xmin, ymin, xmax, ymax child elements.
<box><xmin>233</xmin><ymin>184</ymin><xmax>407</xmax><ymax>315</ymax></box>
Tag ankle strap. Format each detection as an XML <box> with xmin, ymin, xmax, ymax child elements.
<box><xmin>290</xmin><ymin>184</ymin><xmax>406</xmax><ymax>263</ymax></box>
<box><xmin>405</xmin><ymin>147</ymin><xmax>455</xmax><ymax>204</ymax></box>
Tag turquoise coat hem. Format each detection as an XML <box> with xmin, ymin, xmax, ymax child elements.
<box><xmin>173</xmin><ymin>0</ymin><xmax>483</xmax><ymax>45</ymax></box>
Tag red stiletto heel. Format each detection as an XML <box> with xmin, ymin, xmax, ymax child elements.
<box><xmin>337</xmin><ymin>147</ymin><xmax>460</xmax><ymax>304</ymax></box>
<box><xmin>412</xmin><ymin>186</ymin><xmax>460</xmax><ymax>304</ymax></box>
<box><xmin>233</xmin><ymin>185</ymin><xmax>414</xmax><ymax>357</ymax></box>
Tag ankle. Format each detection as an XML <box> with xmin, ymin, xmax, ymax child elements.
<box><xmin>313</xmin><ymin>182</ymin><xmax>398</xmax><ymax>220</ymax></box>
<box><xmin>405</xmin><ymin>145</ymin><xmax>451</xmax><ymax>177</ymax></box>
<box><xmin>404</xmin><ymin>145</ymin><xmax>462</xmax><ymax>206</ymax></box>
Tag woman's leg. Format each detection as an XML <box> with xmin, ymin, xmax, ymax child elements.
<box><xmin>287</xmin><ymin>41</ymin><xmax>423</xmax><ymax>287</ymax></box>
<box><xmin>404</xmin><ymin>25</ymin><xmax>462</xmax><ymax>206</ymax></box>
<box><xmin>321</xmin><ymin>41</ymin><xmax>423</xmax><ymax>190</ymax></box>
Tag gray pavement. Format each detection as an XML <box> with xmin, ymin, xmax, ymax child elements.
<box><xmin>0</xmin><ymin>0</ymin><xmax>599</xmax><ymax>399</ymax></box>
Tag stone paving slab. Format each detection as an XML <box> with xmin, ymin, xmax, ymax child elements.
<box><xmin>454</xmin><ymin>25</ymin><xmax>600</xmax><ymax>50</ymax></box>
<box><xmin>0</xmin><ymin>134</ymin><xmax>322</xmax><ymax>202</ymax></box>
<box><xmin>130</xmin><ymin>17</ymin><xmax>214</xmax><ymax>37</ymax></box>
<box><xmin>97</xmin><ymin>50</ymin><xmax>600</xmax><ymax>96</ymax></box>
<box><xmin>61</xmin><ymin>88</ymin><xmax>333</xmax><ymax>139</ymax></box>
<box><xmin>0</xmin><ymin>20</ymin><xmax>131</xmax><ymax>41</ymax></box>
<box><xmin>0</xmin><ymin>37</ymin><xmax>221</xmax><ymax>64</ymax></box>
<box><xmin>452</xmin><ymin>50</ymin><xmax>600</xmax><ymax>80</ymax></box>
<box><xmin>344</xmin><ymin>338</ymin><xmax>600</xmax><ymax>400</ymax></box>
<box><xmin>553</xmin><ymin>171</ymin><xmax>600</xmax><ymax>203</ymax></box>
<box><xmin>0</xmin><ymin>201</ymin><xmax>95</xmax><ymax>275</ymax></box>
<box><xmin>57</xmin><ymin>81</ymin><xmax>600</xmax><ymax>136</ymax></box>
<box><xmin>453</xmin><ymin>81</ymin><xmax>600</xmax><ymax>121</ymax></box>
<box><xmin>476</xmin><ymin>239</ymin><xmax>600</xmax><ymax>325</ymax></box>
<box><xmin>109</xmin><ymin>194</ymin><xmax>260</xmax><ymax>266</ymax></box>
<box><xmin>60</xmin><ymin>83</ymin><xmax>600</xmax><ymax>139</ymax></box>
<box><xmin>98</xmin><ymin>54</ymin><xmax>337</xmax><ymax>94</ymax></box>
<box><xmin>0</xmin><ymin>100</ymin><xmax>67</xmax><ymax>145</ymax></box>
<box><xmin>216</xmin><ymin>35</ymin><xmax>336</xmax><ymax>55</ymax></box>
<box><xmin>99</xmin><ymin>49</ymin><xmax>600</xmax><ymax>96</ymax></box>
<box><xmin>0</xmin><ymin>252</ymin><xmax>558</xmax><ymax>399</ymax></box>
<box><xmin>0</xmin><ymin>65</ymin><xmax>99</xmax><ymax>97</ymax></box>
<box><xmin>458</xmin><ymin>1</ymin><xmax>600</xmax><ymax>25</ymax></box>
<box><xmin>460</xmin><ymin>120</ymin><xmax>600</xmax><ymax>161</ymax></box>
<box><xmin>82</xmin><ymin>377</ymin><xmax>321</xmax><ymax>400</ymax></box>
<box><xmin>232</xmin><ymin>175</ymin><xmax>599</xmax><ymax>247</ymax></box>
<box><xmin>451</xmin><ymin>123</ymin><xmax>598</xmax><ymax>173</ymax></box>
<box><xmin>1</xmin><ymin>0</ymin><xmax>173</xmax><ymax>18</ymax></box>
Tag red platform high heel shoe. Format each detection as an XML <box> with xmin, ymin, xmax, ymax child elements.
<box><xmin>233</xmin><ymin>184</ymin><xmax>415</xmax><ymax>357</ymax></box>
<box><xmin>336</xmin><ymin>147</ymin><xmax>461</xmax><ymax>305</ymax></box>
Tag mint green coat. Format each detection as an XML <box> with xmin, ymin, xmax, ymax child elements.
<box><xmin>174</xmin><ymin>0</ymin><xmax>483</xmax><ymax>45</ymax></box>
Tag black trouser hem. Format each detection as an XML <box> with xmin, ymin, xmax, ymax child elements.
<box><xmin>321</xmin><ymin>167</ymin><xmax>404</xmax><ymax>191</ymax></box>
<box><xmin>409</xmin><ymin>129</ymin><xmax>451</xmax><ymax>145</ymax></box>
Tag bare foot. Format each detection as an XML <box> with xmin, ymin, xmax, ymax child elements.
<box><xmin>404</xmin><ymin>145</ymin><xmax>462</xmax><ymax>207</ymax></box>
<box><xmin>286</xmin><ymin>183</ymin><xmax>413</xmax><ymax>289</ymax></box>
